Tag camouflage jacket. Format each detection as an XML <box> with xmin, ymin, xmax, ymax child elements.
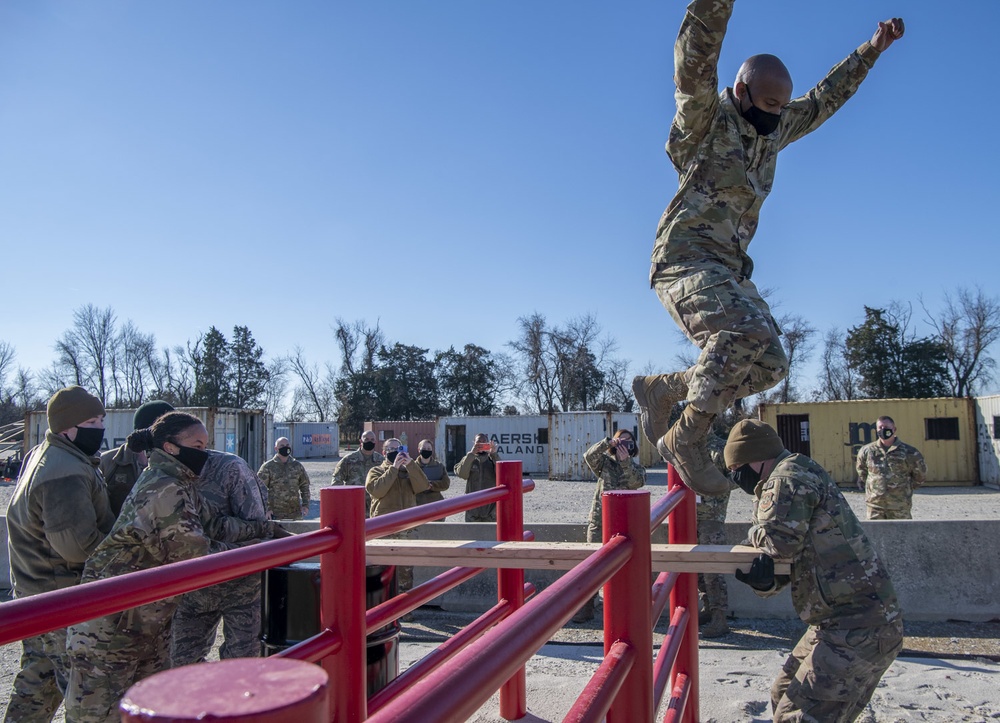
<box><xmin>584</xmin><ymin>439</ymin><xmax>646</xmax><ymax>524</ymax></box>
<box><xmin>82</xmin><ymin>450</ymin><xmax>213</xmax><ymax>586</ymax></box>
<box><xmin>6</xmin><ymin>433</ymin><xmax>114</xmax><ymax>597</ymax></box>
<box><xmin>856</xmin><ymin>439</ymin><xmax>927</xmax><ymax>513</ymax></box>
<box><xmin>454</xmin><ymin>450</ymin><xmax>501</xmax><ymax>493</ymax></box>
<box><xmin>200</xmin><ymin>451</ymin><xmax>270</xmax><ymax>542</ymax></box>
<box><xmin>699</xmin><ymin>433</ymin><xmax>734</xmax><ymax>523</ymax></box>
<box><xmin>651</xmin><ymin>0</ymin><xmax>882</xmax><ymax>279</ymax></box>
<box><xmin>748</xmin><ymin>451</ymin><xmax>900</xmax><ymax>630</ymax></box>
<box><xmin>99</xmin><ymin>443</ymin><xmax>145</xmax><ymax>517</ymax></box>
<box><xmin>366</xmin><ymin>459</ymin><xmax>430</xmax><ymax>517</ymax></box>
<box><xmin>332</xmin><ymin>449</ymin><xmax>384</xmax><ymax>487</ymax></box>
<box><xmin>258</xmin><ymin>455</ymin><xmax>310</xmax><ymax>519</ymax></box>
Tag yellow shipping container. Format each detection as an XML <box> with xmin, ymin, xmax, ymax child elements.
<box><xmin>758</xmin><ymin>398</ymin><xmax>977</xmax><ymax>486</ymax></box>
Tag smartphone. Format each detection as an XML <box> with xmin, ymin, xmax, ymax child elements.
<box><xmin>399</xmin><ymin>445</ymin><xmax>408</xmax><ymax>455</ymax></box>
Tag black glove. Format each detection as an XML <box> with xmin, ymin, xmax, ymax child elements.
<box><xmin>735</xmin><ymin>553</ymin><xmax>775</xmax><ymax>591</ymax></box>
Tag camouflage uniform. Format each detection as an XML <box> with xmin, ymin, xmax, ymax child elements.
<box><xmin>65</xmin><ymin>450</ymin><xmax>266</xmax><ymax>723</ymax></box>
<box><xmin>257</xmin><ymin>454</ymin><xmax>311</xmax><ymax>520</ymax></box>
<box><xmin>332</xmin><ymin>449</ymin><xmax>384</xmax><ymax>518</ymax></box>
<box><xmin>171</xmin><ymin>451</ymin><xmax>271</xmax><ymax>666</ymax></box>
<box><xmin>748</xmin><ymin>450</ymin><xmax>903</xmax><ymax>722</ymax></box>
<box><xmin>583</xmin><ymin>439</ymin><xmax>646</xmax><ymax>544</ymax></box>
<box><xmin>856</xmin><ymin>438</ymin><xmax>927</xmax><ymax>520</ymax></box>
<box><xmin>4</xmin><ymin>433</ymin><xmax>114</xmax><ymax>723</ymax></box>
<box><xmin>366</xmin><ymin>459</ymin><xmax>430</xmax><ymax>592</ymax></box>
<box><xmin>454</xmin><ymin>450</ymin><xmax>501</xmax><ymax>522</ymax></box>
<box><xmin>98</xmin><ymin>443</ymin><xmax>145</xmax><ymax>517</ymax></box>
<box><xmin>699</xmin><ymin>435</ymin><xmax>734</xmax><ymax>618</ymax></box>
<box><xmin>651</xmin><ymin>0</ymin><xmax>884</xmax><ymax>416</ymax></box>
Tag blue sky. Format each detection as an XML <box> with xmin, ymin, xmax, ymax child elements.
<box><xmin>1</xmin><ymin>0</ymin><xmax>998</xmax><ymax>400</ymax></box>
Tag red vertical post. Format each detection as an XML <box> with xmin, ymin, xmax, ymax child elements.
<box><xmin>497</xmin><ymin>460</ymin><xmax>526</xmax><ymax>721</ymax></box>
<box><xmin>604</xmin><ymin>490</ymin><xmax>653</xmax><ymax>723</ymax></box>
<box><xmin>667</xmin><ymin>464</ymin><xmax>699</xmax><ymax>723</ymax></box>
<box><xmin>322</xmin><ymin>486</ymin><xmax>366</xmax><ymax>723</ymax></box>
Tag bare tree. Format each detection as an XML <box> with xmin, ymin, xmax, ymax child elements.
<box><xmin>922</xmin><ymin>287</ymin><xmax>1000</xmax><ymax>397</ymax></box>
<box><xmin>288</xmin><ymin>347</ymin><xmax>336</xmax><ymax>422</ymax></box>
<box><xmin>768</xmin><ymin>313</ymin><xmax>817</xmax><ymax>403</ymax></box>
<box><xmin>262</xmin><ymin>357</ymin><xmax>290</xmax><ymax>418</ymax></box>
<box><xmin>0</xmin><ymin>341</ymin><xmax>14</xmax><ymax>392</ymax></box>
<box><xmin>507</xmin><ymin>313</ymin><xmax>559</xmax><ymax>413</ymax></box>
<box><xmin>333</xmin><ymin>318</ymin><xmax>383</xmax><ymax>376</ymax></box>
<box><xmin>54</xmin><ymin>305</ymin><xmax>117</xmax><ymax>403</ymax></box>
<box><xmin>814</xmin><ymin>328</ymin><xmax>858</xmax><ymax>401</ymax></box>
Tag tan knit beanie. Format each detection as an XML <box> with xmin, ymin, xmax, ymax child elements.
<box><xmin>724</xmin><ymin>419</ymin><xmax>784</xmax><ymax>469</ymax></box>
<box><xmin>47</xmin><ymin>386</ymin><xmax>105</xmax><ymax>434</ymax></box>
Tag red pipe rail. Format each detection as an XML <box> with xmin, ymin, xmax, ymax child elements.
<box><xmin>1</xmin><ymin>460</ymin><xmax>703</xmax><ymax>723</ymax></box>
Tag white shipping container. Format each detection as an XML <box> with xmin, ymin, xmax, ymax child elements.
<box><xmin>975</xmin><ymin>395</ymin><xmax>1000</xmax><ymax>489</ymax></box>
<box><xmin>435</xmin><ymin>415</ymin><xmax>549</xmax><ymax>475</ymax></box>
<box><xmin>26</xmin><ymin>407</ymin><xmax>273</xmax><ymax>471</ymax></box>
<box><xmin>548</xmin><ymin>412</ymin><xmax>639</xmax><ymax>481</ymax></box>
<box><xmin>273</xmin><ymin>422</ymin><xmax>340</xmax><ymax>459</ymax></box>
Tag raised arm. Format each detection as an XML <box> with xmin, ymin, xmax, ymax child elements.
<box><xmin>778</xmin><ymin>17</ymin><xmax>904</xmax><ymax>149</ymax></box>
<box><xmin>667</xmin><ymin>0</ymin><xmax>735</xmax><ymax>169</ymax></box>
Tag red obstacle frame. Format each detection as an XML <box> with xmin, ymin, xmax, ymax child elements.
<box><xmin>0</xmin><ymin>461</ymin><xmax>698</xmax><ymax>722</ymax></box>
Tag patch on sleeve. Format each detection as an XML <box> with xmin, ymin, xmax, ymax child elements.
<box><xmin>759</xmin><ymin>490</ymin><xmax>776</xmax><ymax>514</ymax></box>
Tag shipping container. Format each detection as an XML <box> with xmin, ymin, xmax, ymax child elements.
<box><xmin>434</xmin><ymin>415</ymin><xmax>549</xmax><ymax>475</ymax></box>
<box><xmin>548</xmin><ymin>412</ymin><xmax>641</xmax><ymax>481</ymax></box>
<box><xmin>26</xmin><ymin>407</ymin><xmax>273</xmax><ymax>471</ymax></box>
<box><xmin>365</xmin><ymin>420</ymin><xmax>437</xmax><ymax>457</ymax></box>
<box><xmin>758</xmin><ymin>398</ymin><xmax>977</xmax><ymax>486</ymax></box>
<box><xmin>974</xmin><ymin>395</ymin><xmax>1000</xmax><ymax>489</ymax></box>
<box><xmin>273</xmin><ymin>422</ymin><xmax>340</xmax><ymax>459</ymax></box>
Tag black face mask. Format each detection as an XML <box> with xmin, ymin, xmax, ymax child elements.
<box><xmin>172</xmin><ymin>445</ymin><xmax>209</xmax><ymax>476</ymax></box>
<box><xmin>71</xmin><ymin>426</ymin><xmax>104</xmax><ymax>457</ymax></box>
<box><xmin>362</xmin><ymin>441</ymin><xmax>376</xmax><ymax>451</ymax></box>
<box><xmin>386</xmin><ymin>450</ymin><xmax>399</xmax><ymax>463</ymax></box>
<box><xmin>879</xmin><ymin>428</ymin><xmax>895</xmax><ymax>440</ymax></box>
<box><xmin>741</xmin><ymin>87</ymin><xmax>781</xmax><ymax>136</ymax></box>
<box><xmin>278</xmin><ymin>446</ymin><xmax>291</xmax><ymax>457</ymax></box>
<box><xmin>420</xmin><ymin>450</ymin><xmax>433</xmax><ymax>459</ymax></box>
<box><xmin>732</xmin><ymin>463</ymin><xmax>761</xmax><ymax>495</ymax></box>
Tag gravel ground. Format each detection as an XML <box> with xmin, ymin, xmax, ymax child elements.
<box><xmin>2</xmin><ymin>457</ymin><xmax>999</xmax><ymax>721</ymax></box>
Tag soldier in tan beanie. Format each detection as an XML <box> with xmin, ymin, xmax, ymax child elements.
<box><xmin>4</xmin><ymin>386</ymin><xmax>114</xmax><ymax>722</ymax></box>
<box><xmin>724</xmin><ymin>419</ymin><xmax>902</xmax><ymax>722</ymax></box>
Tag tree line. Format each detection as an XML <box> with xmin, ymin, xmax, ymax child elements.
<box><xmin>0</xmin><ymin>286</ymin><xmax>997</xmax><ymax>429</ymax></box>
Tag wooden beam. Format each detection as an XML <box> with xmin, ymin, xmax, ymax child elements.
<box><xmin>365</xmin><ymin>540</ymin><xmax>790</xmax><ymax>575</ymax></box>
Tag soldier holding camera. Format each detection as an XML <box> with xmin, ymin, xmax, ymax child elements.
<box><xmin>574</xmin><ymin>429</ymin><xmax>647</xmax><ymax>621</ymax></box>
<box><xmin>454</xmin><ymin>433</ymin><xmax>501</xmax><ymax>522</ymax></box>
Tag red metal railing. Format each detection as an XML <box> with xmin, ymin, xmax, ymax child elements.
<box><xmin>0</xmin><ymin>461</ymin><xmax>700</xmax><ymax>722</ymax></box>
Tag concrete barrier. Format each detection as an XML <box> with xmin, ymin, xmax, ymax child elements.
<box><xmin>4</xmin><ymin>517</ymin><xmax>998</xmax><ymax>622</ymax></box>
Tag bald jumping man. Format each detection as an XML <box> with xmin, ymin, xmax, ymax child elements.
<box><xmin>633</xmin><ymin>1</ymin><xmax>904</xmax><ymax>496</ymax></box>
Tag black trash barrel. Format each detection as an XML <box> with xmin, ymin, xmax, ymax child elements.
<box><xmin>261</xmin><ymin>562</ymin><xmax>400</xmax><ymax>696</ymax></box>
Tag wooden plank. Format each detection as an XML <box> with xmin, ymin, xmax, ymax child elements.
<box><xmin>365</xmin><ymin>540</ymin><xmax>790</xmax><ymax>575</ymax></box>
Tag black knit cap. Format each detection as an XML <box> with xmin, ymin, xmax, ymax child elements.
<box><xmin>133</xmin><ymin>400</ymin><xmax>175</xmax><ymax>430</ymax></box>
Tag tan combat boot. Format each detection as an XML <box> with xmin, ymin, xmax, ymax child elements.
<box><xmin>700</xmin><ymin>609</ymin><xmax>729</xmax><ymax>638</ymax></box>
<box><xmin>632</xmin><ymin>372</ymin><xmax>688</xmax><ymax>446</ymax></box>
<box><xmin>657</xmin><ymin>404</ymin><xmax>730</xmax><ymax>496</ymax></box>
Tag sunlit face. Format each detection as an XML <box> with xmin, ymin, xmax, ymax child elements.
<box><xmin>383</xmin><ymin>440</ymin><xmax>401</xmax><ymax>455</ymax></box>
<box><xmin>361</xmin><ymin>431</ymin><xmax>376</xmax><ymax>445</ymax></box>
<box><xmin>736</xmin><ymin>73</ymin><xmax>792</xmax><ymax>115</ymax></box>
<box><xmin>876</xmin><ymin>420</ymin><xmax>897</xmax><ymax>445</ymax></box>
<box><xmin>164</xmin><ymin>423</ymin><xmax>209</xmax><ymax>455</ymax></box>
<box><xmin>275</xmin><ymin>437</ymin><xmax>291</xmax><ymax>451</ymax></box>
<box><xmin>64</xmin><ymin>414</ymin><xmax>105</xmax><ymax>440</ymax></box>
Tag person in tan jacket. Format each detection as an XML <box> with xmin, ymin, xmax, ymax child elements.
<box><xmin>366</xmin><ymin>438</ymin><xmax>430</xmax><ymax>592</ymax></box>
<box><xmin>454</xmin><ymin>433</ymin><xmax>501</xmax><ymax>522</ymax></box>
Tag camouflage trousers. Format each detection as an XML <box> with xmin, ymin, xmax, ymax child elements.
<box><xmin>771</xmin><ymin>619</ymin><xmax>904</xmax><ymax>722</ymax></box>
<box><xmin>697</xmin><ymin>520</ymin><xmax>728</xmax><ymax>614</ymax></box>
<box><xmin>653</xmin><ymin>262</ymin><xmax>787</xmax><ymax>415</ymax></box>
<box><xmin>3</xmin><ymin>628</ymin><xmax>70</xmax><ymax>723</ymax></box>
<box><xmin>170</xmin><ymin>575</ymin><xmax>262</xmax><ymax>666</ymax></box>
<box><xmin>866</xmin><ymin>505</ymin><xmax>912</xmax><ymax>521</ymax></box>
<box><xmin>65</xmin><ymin>600</ymin><xmax>176</xmax><ymax>723</ymax></box>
